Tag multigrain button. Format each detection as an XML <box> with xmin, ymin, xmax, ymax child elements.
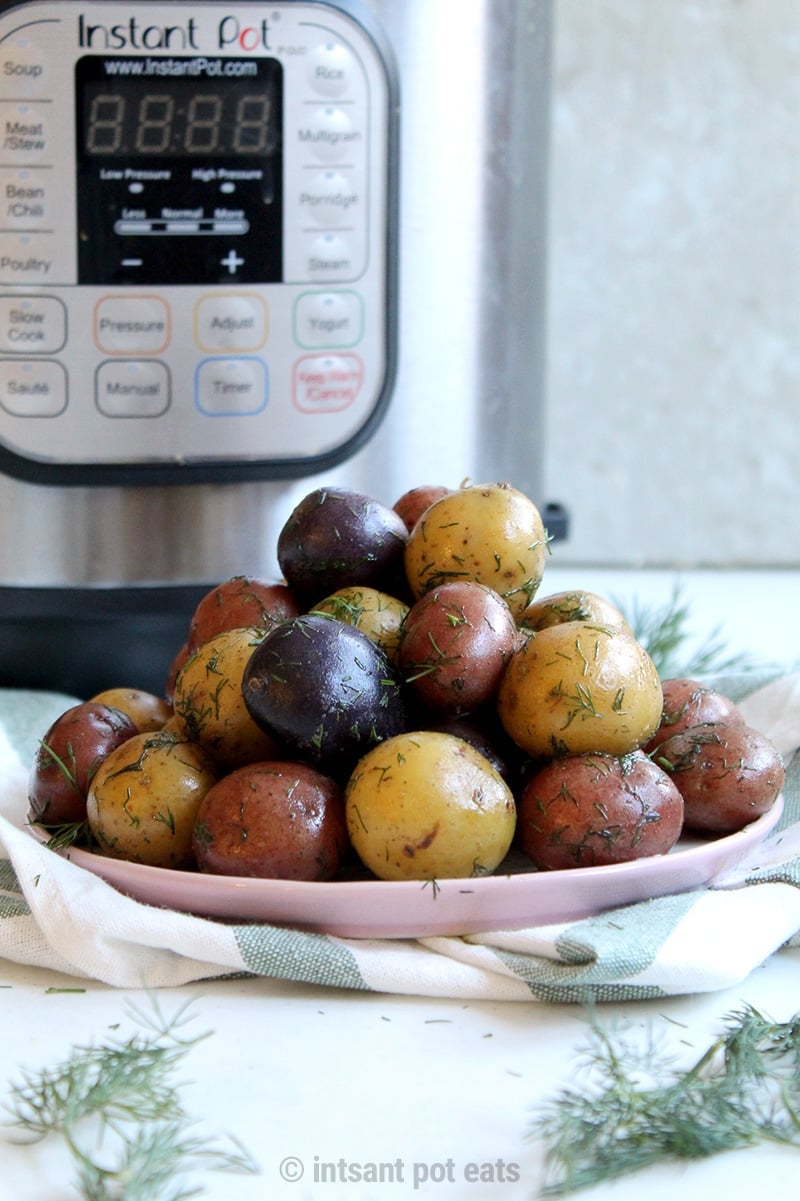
<box><xmin>95</xmin><ymin>296</ymin><xmax>170</xmax><ymax>354</ymax></box>
<box><xmin>299</xmin><ymin>107</ymin><xmax>359</xmax><ymax>163</ymax></box>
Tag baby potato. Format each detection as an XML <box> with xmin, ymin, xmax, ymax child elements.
<box><xmin>644</xmin><ymin>678</ymin><xmax>743</xmax><ymax>754</ymax></box>
<box><xmin>519</xmin><ymin>589</ymin><xmax>632</xmax><ymax>635</ymax></box>
<box><xmin>193</xmin><ymin>761</ymin><xmax>348</xmax><ymax>881</ymax></box>
<box><xmin>86</xmin><ymin>730</ymin><xmax>218</xmax><ymax>868</ymax></box>
<box><xmin>656</xmin><ymin>721</ymin><xmax>784</xmax><ymax>834</ymax></box>
<box><xmin>345</xmin><ymin>730</ymin><xmax>516</xmax><ymax>881</ymax></box>
<box><xmin>518</xmin><ymin>750</ymin><xmax>684</xmax><ymax>870</ymax></box>
<box><xmin>312</xmin><ymin>586</ymin><xmax>409</xmax><ymax>665</ymax></box>
<box><xmin>29</xmin><ymin>702</ymin><xmax>138</xmax><ymax>826</ymax></box>
<box><xmin>187</xmin><ymin>575</ymin><xmax>299</xmax><ymax>651</ymax></box>
<box><xmin>90</xmin><ymin>688</ymin><xmax>171</xmax><ymax>733</ymax></box>
<box><xmin>392</xmin><ymin>484</ymin><xmax>451</xmax><ymax>532</ymax></box>
<box><xmin>403</xmin><ymin>482</ymin><xmax>548</xmax><ymax>619</ymax></box>
<box><xmin>497</xmin><ymin>621</ymin><xmax>663</xmax><ymax>758</ymax></box>
<box><xmin>172</xmin><ymin>627</ymin><xmax>280</xmax><ymax>770</ymax></box>
<box><xmin>398</xmin><ymin>580</ymin><xmax>519</xmax><ymax>714</ymax></box>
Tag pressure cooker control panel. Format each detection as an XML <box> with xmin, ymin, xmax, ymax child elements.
<box><xmin>0</xmin><ymin>1</ymin><xmax>397</xmax><ymax>483</ymax></box>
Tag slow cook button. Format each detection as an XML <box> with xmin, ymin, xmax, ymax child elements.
<box><xmin>195</xmin><ymin>357</ymin><xmax>267</xmax><ymax>416</ymax></box>
<box><xmin>0</xmin><ymin>295</ymin><xmax>65</xmax><ymax>353</ymax></box>
<box><xmin>293</xmin><ymin>354</ymin><xmax>363</xmax><ymax>413</ymax></box>
<box><xmin>194</xmin><ymin>294</ymin><xmax>268</xmax><ymax>353</ymax></box>
<box><xmin>294</xmin><ymin>290</ymin><xmax>363</xmax><ymax>348</ymax></box>
<box><xmin>95</xmin><ymin>360</ymin><xmax>170</xmax><ymax>418</ymax></box>
<box><xmin>0</xmin><ymin>358</ymin><xmax>66</xmax><ymax>417</ymax></box>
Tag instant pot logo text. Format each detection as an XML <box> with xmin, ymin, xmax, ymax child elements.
<box><xmin>77</xmin><ymin>15</ymin><xmax>273</xmax><ymax>52</ymax></box>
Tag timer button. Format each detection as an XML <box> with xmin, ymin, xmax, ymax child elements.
<box><xmin>195</xmin><ymin>357</ymin><xmax>268</xmax><ymax>416</ymax></box>
<box><xmin>307</xmin><ymin>42</ymin><xmax>357</xmax><ymax>98</ymax></box>
<box><xmin>301</xmin><ymin>107</ymin><xmax>359</xmax><ymax>164</ymax></box>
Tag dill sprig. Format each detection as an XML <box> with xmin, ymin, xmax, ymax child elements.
<box><xmin>618</xmin><ymin>583</ymin><xmax>760</xmax><ymax>678</ymax></box>
<box><xmin>531</xmin><ymin>1004</ymin><xmax>800</xmax><ymax>1196</ymax></box>
<box><xmin>4</xmin><ymin>994</ymin><xmax>259</xmax><ymax>1201</ymax></box>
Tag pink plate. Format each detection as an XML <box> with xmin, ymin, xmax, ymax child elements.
<box><xmin>33</xmin><ymin>796</ymin><xmax>784</xmax><ymax>938</ymax></box>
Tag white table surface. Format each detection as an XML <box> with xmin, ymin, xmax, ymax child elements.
<box><xmin>2</xmin><ymin>568</ymin><xmax>800</xmax><ymax>1201</ymax></box>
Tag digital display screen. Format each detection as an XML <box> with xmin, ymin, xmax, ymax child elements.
<box><xmin>77</xmin><ymin>57</ymin><xmax>281</xmax><ymax>159</ymax></box>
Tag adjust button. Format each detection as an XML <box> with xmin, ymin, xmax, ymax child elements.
<box><xmin>194</xmin><ymin>294</ymin><xmax>268</xmax><ymax>353</ymax></box>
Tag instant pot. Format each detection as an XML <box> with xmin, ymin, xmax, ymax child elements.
<box><xmin>0</xmin><ymin>0</ymin><xmax>559</xmax><ymax>696</ymax></box>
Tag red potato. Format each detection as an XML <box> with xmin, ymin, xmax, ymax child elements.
<box><xmin>28</xmin><ymin>702</ymin><xmax>138</xmax><ymax>826</ymax></box>
<box><xmin>393</xmin><ymin>485</ymin><xmax>451</xmax><ymax>532</ymax></box>
<box><xmin>187</xmin><ymin>576</ymin><xmax>299</xmax><ymax>651</ymax></box>
<box><xmin>655</xmin><ymin>721</ymin><xmax>784</xmax><ymax>834</ymax></box>
<box><xmin>518</xmin><ymin>750</ymin><xmax>685</xmax><ymax>870</ymax></box>
<box><xmin>644</xmin><ymin>678</ymin><xmax>743</xmax><ymax>755</ymax></box>
<box><xmin>193</xmin><ymin>761</ymin><xmax>348</xmax><ymax>881</ymax></box>
<box><xmin>398</xmin><ymin>580</ymin><xmax>519</xmax><ymax>715</ymax></box>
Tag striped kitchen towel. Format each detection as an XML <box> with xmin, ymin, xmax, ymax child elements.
<box><xmin>1</xmin><ymin>674</ymin><xmax>798</xmax><ymax>1002</ymax></box>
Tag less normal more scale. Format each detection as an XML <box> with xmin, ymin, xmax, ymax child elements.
<box><xmin>0</xmin><ymin>0</ymin><xmax>398</xmax><ymax>484</ymax></box>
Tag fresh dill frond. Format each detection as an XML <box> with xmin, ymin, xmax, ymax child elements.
<box><xmin>3</xmin><ymin>994</ymin><xmax>259</xmax><ymax>1201</ymax></box>
<box><xmin>618</xmin><ymin>582</ymin><xmax>759</xmax><ymax>678</ymax></box>
<box><xmin>530</xmin><ymin>1004</ymin><xmax>800</xmax><ymax>1196</ymax></box>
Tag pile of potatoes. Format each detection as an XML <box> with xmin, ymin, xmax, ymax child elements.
<box><xmin>28</xmin><ymin>482</ymin><xmax>785</xmax><ymax>885</ymax></box>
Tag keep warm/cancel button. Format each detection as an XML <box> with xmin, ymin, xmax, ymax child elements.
<box><xmin>293</xmin><ymin>354</ymin><xmax>363</xmax><ymax>413</ymax></box>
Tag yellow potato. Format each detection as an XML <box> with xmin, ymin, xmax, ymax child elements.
<box><xmin>312</xmin><ymin>586</ymin><xmax>409</xmax><ymax>665</ymax></box>
<box><xmin>518</xmin><ymin>589</ymin><xmax>633</xmax><ymax>636</ymax></box>
<box><xmin>172</xmin><ymin>626</ymin><xmax>279</xmax><ymax>769</ymax></box>
<box><xmin>403</xmin><ymin>482</ymin><xmax>548</xmax><ymax>619</ymax></box>
<box><xmin>345</xmin><ymin>731</ymin><xmax>516</xmax><ymax>881</ymax></box>
<box><xmin>90</xmin><ymin>687</ymin><xmax>171</xmax><ymax>732</ymax></box>
<box><xmin>497</xmin><ymin>621</ymin><xmax>663</xmax><ymax>758</ymax></box>
<box><xmin>86</xmin><ymin>730</ymin><xmax>217</xmax><ymax>868</ymax></box>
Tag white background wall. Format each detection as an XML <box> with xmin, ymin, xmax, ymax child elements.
<box><xmin>544</xmin><ymin>0</ymin><xmax>800</xmax><ymax>567</ymax></box>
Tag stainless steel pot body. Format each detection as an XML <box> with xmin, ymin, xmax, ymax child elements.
<box><xmin>0</xmin><ymin>0</ymin><xmax>553</xmax><ymax>692</ymax></box>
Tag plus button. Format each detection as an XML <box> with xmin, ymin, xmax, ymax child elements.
<box><xmin>221</xmin><ymin>249</ymin><xmax>245</xmax><ymax>274</ymax></box>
